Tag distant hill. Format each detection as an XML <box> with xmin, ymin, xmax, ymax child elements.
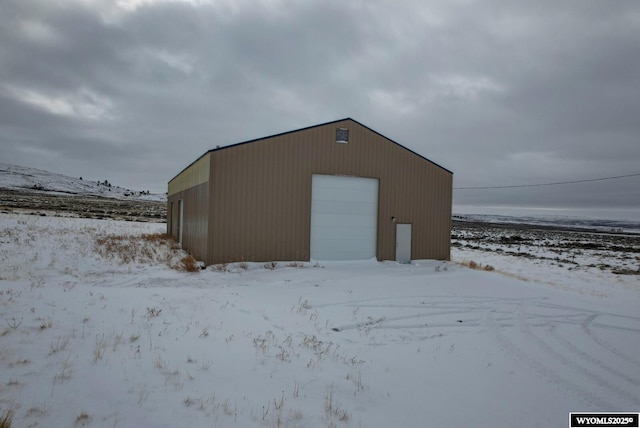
<box><xmin>0</xmin><ymin>163</ymin><xmax>166</xmax><ymax>202</ymax></box>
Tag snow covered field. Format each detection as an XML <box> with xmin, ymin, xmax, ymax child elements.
<box><xmin>0</xmin><ymin>163</ymin><xmax>165</xmax><ymax>201</ymax></box>
<box><xmin>1</xmin><ymin>213</ymin><xmax>639</xmax><ymax>427</ymax></box>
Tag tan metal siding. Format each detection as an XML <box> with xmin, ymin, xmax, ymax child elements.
<box><xmin>208</xmin><ymin>141</ymin><xmax>310</xmax><ymax>263</ymax></box>
<box><xmin>204</xmin><ymin>119</ymin><xmax>452</xmax><ymax>264</ymax></box>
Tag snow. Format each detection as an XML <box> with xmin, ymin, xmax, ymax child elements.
<box><xmin>454</xmin><ymin>213</ymin><xmax>640</xmax><ymax>235</ymax></box>
<box><xmin>0</xmin><ymin>162</ymin><xmax>166</xmax><ymax>201</ymax></box>
<box><xmin>1</xmin><ymin>213</ymin><xmax>639</xmax><ymax>427</ymax></box>
<box><xmin>454</xmin><ymin>205</ymin><xmax>640</xmax><ymax>224</ymax></box>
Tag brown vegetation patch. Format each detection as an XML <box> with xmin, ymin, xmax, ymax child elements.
<box><xmin>95</xmin><ymin>233</ymin><xmax>199</xmax><ymax>272</ymax></box>
<box><xmin>181</xmin><ymin>255</ymin><xmax>199</xmax><ymax>272</ymax></box>
<box><xmin>465</xmin><ymin>260</ymin><xmax>495</xmax><ymax>271</ymax></box>
<box><xmin>0</xmin><ymin>409</ymin><xmax>13</xmax><ymax>428</ymax></box>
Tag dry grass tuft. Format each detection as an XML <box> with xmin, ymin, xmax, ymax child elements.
<box><xmin>95</xmin><ymin>234</ymin><xmax>162</xmax><ymax>264</ymax></box>
<box><xmin>0</xmin><ymin>409</ymin><xmax>13</xmax><ymax>428</ymax></box>
<box><xmin>95</xmin><ymin>232</ymin><xmax>201</xmax><ymax>272</ymax></box>
<box><xmin>181</xmin><ymin>255</ymin><xmax>198</xmax><ymax>272</ymax></box>
<box><xmin>465</xmin><ymin>260</ymin><xmax>495</xmax><ymax>271</ymax></box>
<box><xmin>324</xmin><ymin>385</ymin><xmax>350</xmax><ymax>422</ymax></box>
<box><xmin>49</xmin><ymin>334</ymin><xmax>71</xmax><ymax>355</ymax></box>
<box><xmin>263</xmin><ymin>261</ymin><xmax>278</xmax><ymax>270</ymax></box>
<box><xmin>141</xmin><ymin>233</ymin><xmax>176</xmax><ymax>245</ymax></box>
<box><xmin>74</xmin><ymin>412</ymin><xmax>91</xmax><ymax>426</ymax></box>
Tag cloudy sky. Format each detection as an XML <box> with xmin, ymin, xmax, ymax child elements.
<box><xmin>1</xmin><ymin>0</ymin><xmax>639</xmax><ymax>216</ymax></box>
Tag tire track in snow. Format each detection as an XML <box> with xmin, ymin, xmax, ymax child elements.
<box><xmin>331</xmin><ymin>309</ymin><xmax>482</xmax><ymax>332</ymax></box>
<box><xmin>324</xmin><ymin>295</ymin><xmax>521</xmax><ymax>332</ymax></box>
<box><xmin>511</xmin><ymin>302</ymin><xmax>640</xmax><ymax>370</ymax></box>
<box><xmin>547</xmin><ymin>323</ymin><xmax>640</xmax><ymax>389</ymax></box>
<box><xmin>330</xmin><ymin>306</ymin><xmax>518</xmax><ymax>332</ymax></box>
<box><xmin>313</xmin><ymin>295</ymin><xmax>531</xmax><ymax>310</ymax></box>
<box><xmin>515</xmin><ymin>303</ymin><xmax>640</xmax><ymax>408</ymax></box>
<box><xmin>485</xmin><ymin>309</ymin><xmax>616</xmax><ymax>411</ymax></box>
<box><xmin>582</xmin><ymin>314</ymin><xmax>640</xmax><ymax>370</ymax></box>
<box><xmin>534</xmin><ymin>302</ymin><xmax>640</xmax><ymax>333</ymax></box>
<box><xmin>324</xmin><ymin>294</ymin><xmax>639</xmax><ymax>408</ymax></box>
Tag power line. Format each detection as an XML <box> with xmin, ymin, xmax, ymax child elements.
<box><xmin>454</xmin><ymin>172</ymin><xmax>640</xmax><ymax>190</ymax></box>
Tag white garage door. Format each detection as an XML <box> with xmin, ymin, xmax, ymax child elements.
<box><xmin>310</xmin><ymin>174</ymin><xmax>379</xmax><ymax>260</ymax></box>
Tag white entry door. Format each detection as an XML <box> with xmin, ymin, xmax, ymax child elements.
<box><xmin>396</xmin><ymin>223</ymin><xmax>412</xmax><ymax>263</ymax></box>
<box><xmin>310</xmin><ymin>174</ymin><xmax>378</xmax><ymax>260</ymax></box>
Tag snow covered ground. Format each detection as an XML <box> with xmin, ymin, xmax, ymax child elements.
<box><xmin>1</xmin><ymin>213</ymin><xmax>639</xmax><ymax>427</ymax></box>
<box><xmin>0</xmin><ymin>163</ymin><xmax>165</xmax><ymax>201</ymax></box>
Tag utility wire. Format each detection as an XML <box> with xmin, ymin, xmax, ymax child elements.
<box><xmin>454</xmin><ymin>172</ymin><xmax>640</xmax><ymax>190</ymax></box>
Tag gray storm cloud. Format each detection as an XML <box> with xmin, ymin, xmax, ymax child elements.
<box><xmin>1</xmin><ymin>0</ymin><xmax>638</xmax><ymax>213</ymax></box>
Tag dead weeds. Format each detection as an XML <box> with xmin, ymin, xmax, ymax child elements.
<box><xmin>95</xmin><ymin>233</ymin><xmax>199</xmax><ymax>272</ymax></box>
<box><xmin>0</xmin><ymin>409</ymin><xmax>13</xmax><ymax>428</ymax></box>
<box><xmin>465</xmin><ymin>260</ymin><xmax>495</xmax><ymax>271</ymax></box>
